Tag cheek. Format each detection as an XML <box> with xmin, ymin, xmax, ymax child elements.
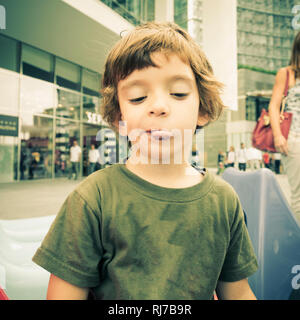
<box><xmin>120</xmin><ymin>109</ymin><xmax>143</xmax><ymax>135</ymax></box>
<box><xmin>191</xmin><ymin>95</ymin><xmax>200</xmax><ymax>124</ymax></box>
<box><xmin>179</xmin><ymin>96</ymin><xmax>199</xmax><ymax>127</ymax></box>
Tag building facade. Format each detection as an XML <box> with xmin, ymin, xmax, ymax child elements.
<box><xmin>231</xmin><ymin>0</ymin><xmax>298</xmax><ymax>153</ymax></box>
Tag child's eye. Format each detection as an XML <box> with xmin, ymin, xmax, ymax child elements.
<box><xmin>171</xmin><ymin>93</ymin><xmax>189</xmax><ymax>99</ymax></box>
<box><xmin>129</xmin><ymin>96</ymin><xmax>147</xmax><ymax>103</ymax></box>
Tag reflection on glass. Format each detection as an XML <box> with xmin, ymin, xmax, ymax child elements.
<box><xmin>82</xmin><ymin>69</ymin><xmax>100</xmax><ymax>97</ymax></box>
<box><xmin>22</xmin><ymin>44</ymin><xmax>54</xmax><ymax>83</ymax></box>
<box><xmin>56</xmin><ymin>89</ymin><xmax>80</xmax><ymax>120</ymax></box>
<box><xmin>56</xmin><ymin>57</ymin><xmax>81</xmax><ymax>92</ymax></box>
<box><xmin>20</xmin><ymin>116</ymin><xmax>53</xmax><ymax>180</ymax></box>
<box><xmin>20</xmin><ymin>75</ymin><xmax>56</xmax><ymax>117</ymax></box>
<box><xmin>0</xmin><ymin>69</ymin><xmax>19</xmax><ymax>116</ymax></box>
<box><xmin>55</xmin><ymin>119</ymin><xmax>80</xmax><ymax>178</ymax></box>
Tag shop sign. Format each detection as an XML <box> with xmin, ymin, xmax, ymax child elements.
<box><xmin>0</xmin><ymin>115</ymin><xmax>19</xmax><ymax>137</ymax></box>
<box><xmin>86</xmin><ymin>111</ymin><xmax>103</xmax><ymax>125</ymax></box>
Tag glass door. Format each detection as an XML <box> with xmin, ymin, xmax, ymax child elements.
<box><xmin>55</xmin><ymin>118</ymin><xmax>80</xmax><ymax>178</ymax></box>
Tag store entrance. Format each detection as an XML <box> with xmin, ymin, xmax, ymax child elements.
<box><xmin>82</xmin><ymin>123</ymin><xmax>102</xmax><ymax>177</ymax></box>
<box><xmin>20</xmin><ymin>116</ymin><xmax>53</xmax><ymax>180</ymax></box>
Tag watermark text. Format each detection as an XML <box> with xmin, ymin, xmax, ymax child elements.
<box><xmin>96</xmin><ymin>122</ymin><xmax>204</xmax><ymax>168</ymax></box>
<box><xmin>292</xmin><ymin>5</ymin><xmax>300</xmax><ymax>30</ymax></box>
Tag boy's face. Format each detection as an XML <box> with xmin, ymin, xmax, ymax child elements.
<box><xmin>116</xmin><ymin>52</ymin><xmax>207</xmax><ymax>163</ymax></box>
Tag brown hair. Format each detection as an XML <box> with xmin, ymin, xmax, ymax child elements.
<box><xmin>290</xmin><ymin>31</ymin><xmax>300</xmax><ymax>78</ymax></box>
<box><xmin>100</xmin><ymin>21</ymin><xmax>225</xmax><ymax>131</ymax></box>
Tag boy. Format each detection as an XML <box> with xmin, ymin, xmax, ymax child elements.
<box><xmin>32</xmin><ymin>22</ymin><xmax>258</xmax><ymax>300</ymax></box>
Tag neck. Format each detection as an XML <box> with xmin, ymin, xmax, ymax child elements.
<box><xmin>125</xmin><ymin>156</ymin><xmax>203</xmax><ymax>189</ymax></box>
<box><xmin>126</xmin><ymin>159</ymin><xmax>192</xmax><ymax>176</ymax></box>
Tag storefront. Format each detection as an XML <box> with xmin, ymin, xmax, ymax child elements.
<box><xmin>0</xmin><ymin>34</ymin><xmax>120</xmax><ymax>183</ymax></box>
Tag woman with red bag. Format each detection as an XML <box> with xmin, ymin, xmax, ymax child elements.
<box><xmin>269</xmin><ymin>31</ymin><xmax>300</xmax><ymax>225</ymax></box>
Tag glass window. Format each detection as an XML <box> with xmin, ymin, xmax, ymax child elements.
<box><xmin>246</xmin><ymin>96</ymin><xmax>270</xmax><ymax>121</ymax></box>
<box><xmin>100</xmin><ymin>0</ymin><xmax>155</xmax><ymax>25</ymax></box>
<box><xmin>20</xmin><ymin>75</ymin><xmax>56</xmax><ymax>117</ymax></box>
<box><xmin>20</xmin><ymin>116</ymin><xmax>53</xmax><ymax>180</ymax></box>
<box><xmin>245</xmin><ymin>96</ymin><xmax>257</xmax><ymax>121</ymax></box>
<box><xmin>144</xmin><ymin>0</ymin><xmax>155</xmax><ymax>21</ymax></box>
<box><xmin>0</xmin><ymin>34</ymin><xmax>19</xmax><ymax>72</ymax></box>
<box><xmin>82</xmin><ymin>69</ymin><xmax>101</xmax><ymax>97</ymax></box>
<box><xmin>55</xmin><ymin>119</ymin><xmax>80</xmax><ymax>178</ymax></box>
<box><xmin>56</xmin><ymin>89</ymin><xmax>81</xmax><ymax>120</ymax></box>
<box><xmin>22</xmin><ymin>44</ymin><xmax>53</xmax><ymax>82</ymax></box>
<box><xmin>0</xmin><ymin>68</ymin><xmax>19</xmax><ymax>116</ymax></box>
<box><xmin>56</xmin><ymin>58</ymin><xmax>81</xmax><ymax>91</ymax></box>
<box><xmin>174</xmin><ymin>0</ymin><xmax>188</xmax><ymax>30</ymax></box>
<box><xmin>0</xmin><ymin>136</ymin><xmax>18</xmax><ymax>182</ymax></box>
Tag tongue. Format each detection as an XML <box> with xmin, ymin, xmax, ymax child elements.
<box><xmin>150</xmin><ymin>130</ymin><xmax>173</xmax><ymax>139</ymax></box>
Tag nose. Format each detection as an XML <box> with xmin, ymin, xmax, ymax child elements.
<box><xmin>148</xmin><ymin>93</ymin><xmax>170</xmax><ymax>117</ymax></box>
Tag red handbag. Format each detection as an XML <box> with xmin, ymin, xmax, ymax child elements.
<box><xmin>0</xmin><ymin>285</ymin><xmax>9</xmax><ymax>300</ymax></box>
<box><xmin>252</xmin><ymin>69</ymin><xmax>293</xmax><ymax>153</ymax></box>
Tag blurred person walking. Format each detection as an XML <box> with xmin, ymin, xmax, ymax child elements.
<box><xmin>263</xmin><ymin>152</ymin><xmax>270</xmax><ymax>169</ymax></box>
<box><xmin>88</xmin><ymin>144</ymin><xmax>99</xmax><ymax>175</ymax></box>
<box><xmin>247</xmin><ymin>147</ymin><xmax>262</xmax><ymax>171</ymax></box>
<box><xmin>226</xmin><ymin>146</ymin><xmax>235</xmax><ymax>168</ymax></box>
<box><xmin>217</xmin><ymin>150</ymin><xmax>225</xmax><ymax>175</ymax></box>
<box><xmin>274</xmin><ymin>153</ymin><xmax>281</xmax><ymax>174</ymax></box>
<box><xmin>269</xmin><ymin>31</ymin><xmax>300</xmax><ymax>223</ymax></box>
<box><xmin>68</xmin><ymin>140</ymin><xmax>81</xmax><ymax>180</ymax></box>
<box><xmin>237</xmin><ymin>143</ymin><xmax>247</xmax><ymax>171</ymax></box>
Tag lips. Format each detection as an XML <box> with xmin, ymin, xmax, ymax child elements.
<box><xmin>145</xmin><ymin>129</ymin><xmax>173</xmax><ymax>140</ymax></box>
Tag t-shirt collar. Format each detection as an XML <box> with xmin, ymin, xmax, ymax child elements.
<box><xmin>115</xmin><ymin>164</ymin><xmax>214</xmax><ymax>202</ymax></box>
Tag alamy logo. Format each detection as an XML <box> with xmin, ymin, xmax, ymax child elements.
<box><xmin>0</xmin><ymin>5</ymin><xmax>5</xmax><ymax>30</ymax></box>
<box><xmin>292</xmin><ymin>5</ymin><xmax>300</xmax><ymax>30</ymax></box>
<box><xmin>291</xmin><ymin>265</ymin><xmax>300</xmax><ymax>290</ymax></box>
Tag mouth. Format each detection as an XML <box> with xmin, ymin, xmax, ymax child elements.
<box><xmin>145</xmin><ymin>129</ymin><xmax>173</xmax><ymax>140</ymax></box>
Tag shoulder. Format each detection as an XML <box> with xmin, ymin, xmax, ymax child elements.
<box><xmin>276</xmin><ymin>66</ymin><xmax>290</xmax><ymax>80</ymax></box>
<box><xmin>278</xmin><ymin>66</ymin><xmax>289</xmax><ymax>74</ymax></box>
<box><xmin>206</xmin><ymin>173</ymin><xmax>243</xmax><ymax>225</ymax></box>
<box><xmin>73</xmin><ymin>165</ymin><xmax>121</xmax><ymax>210</ymax></box>
<box><xmin>209</xmin><ymin>173</ymin><xmax>240</xmax><ymax>205</ymax></box>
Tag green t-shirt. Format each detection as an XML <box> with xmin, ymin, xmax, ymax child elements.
<box><xmin>32</xmin><ymin>164</ymin><xmax>258</xmax><ymax>299</ymax></box>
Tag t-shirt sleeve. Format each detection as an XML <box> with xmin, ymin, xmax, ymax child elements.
<box><xmin>32</xmin><ymin>190</ymin><xmax>103</xmax><ymax>288</ymax></box>
<box><xmin>218</xmin><ymin>195</ymin><xmax>258</xmax><ymax>282</ymax></box>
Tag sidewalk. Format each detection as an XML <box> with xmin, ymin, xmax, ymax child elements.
<box><xmin>0</xmin><ymin>178</ymin><xmax>83</xmax><ymax>220</ymax></box>
<box><xmin>0</xmin><ymin>169</ymin><xmax>291</xmax><ymax>220</ymax></box>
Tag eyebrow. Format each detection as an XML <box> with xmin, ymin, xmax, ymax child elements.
<box><xmin>119</xmin><ymin>75</ymin><xmax>194</xmax><ymax>91</ymax></box>
<box><xmin>119</xmin><ymin>80</ymin><xmax>147</xmax><ymax>91</ymax></box>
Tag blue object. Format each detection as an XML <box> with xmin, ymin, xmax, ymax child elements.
<box><xmin>222</xmin><ymin>167</ymin><xmax>300</xmax><ymax>300</ymax></box>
